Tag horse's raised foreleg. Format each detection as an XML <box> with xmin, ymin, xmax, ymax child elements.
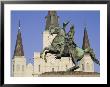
<box><xmin>40</xmin><ymin>47</ymin><xmax>50</xmax><ymax>62</ymax></box>
<box><xmin>54</xmin><ymin>43</ymin><xmax>64</xmax><ymax>59</ymax></box>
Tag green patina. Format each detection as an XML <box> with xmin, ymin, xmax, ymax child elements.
<box><xmin>40</xmin><ymin>21</ymin><xmax>100</xmax><ymax>71</ymax></box>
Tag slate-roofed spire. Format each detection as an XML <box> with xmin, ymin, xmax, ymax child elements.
<box><xmin>82</xmin><ymin>26</ymin><xmax>90</xmax><ymax>50</ymax></box>
<box><xmin>13</xmin><ymin>20</ymin><xmax>24</xmax><ymax>57</ymax></box>
<box><xmin>45</xmin><ymin>10</ymin><xmax>59</xmax><ymax>30</ymax></box>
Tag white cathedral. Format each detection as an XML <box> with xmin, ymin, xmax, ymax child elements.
<box><xmin>12</xmin><ymin>11</ymin><xmax>94</xmax><ymax>77</ymax></box>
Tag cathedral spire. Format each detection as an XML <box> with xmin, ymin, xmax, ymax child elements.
<box><xmin>82</xmin><ymin>26</ymin><xmax>90</xmax><ymax>50</ymax></box>
<box><xmin>13</xmin><ymin>20</ymin><xmax>24</xmax><ymax>57</ymax></box>
<box><xmin>45</xmin><ymin>10</ymin><xmax>59</xmax><ymax>30</ymax></box>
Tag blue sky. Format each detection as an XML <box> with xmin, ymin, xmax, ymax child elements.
<box><xmin>11</xmin><ymin>11</ymin><xmax>100</xmax><ymax>72</ymax></box>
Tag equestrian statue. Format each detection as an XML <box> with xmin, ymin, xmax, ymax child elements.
<box><xmin>40</xmin><ymin>21</ymin><xmax>100</xmax><ymax>71</ymax></box>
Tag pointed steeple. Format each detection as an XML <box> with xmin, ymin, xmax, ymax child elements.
<box><xmin>82</xmin><ymin>26</ymin><xmax>90</xmax><ymax>50</ymax></box>
<box><xmin>45</xmin><ymin>10</ymin><xmax>59</xmax><ymax>30</ymax></box>
<box><xmin>13</xmin><ymin>20</ymin><xmax>24</xmax><ymax>57</ymax></box>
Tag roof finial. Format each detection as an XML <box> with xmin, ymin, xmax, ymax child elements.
<box><xmin>18</xmin><ymin>20</ymin><xmax>21</xmax><ymax>30</ymax></box>
<box><xmin>83</xmin><ymin>19</ymin><xmax>87</xmax><ymax>30</ymax></box>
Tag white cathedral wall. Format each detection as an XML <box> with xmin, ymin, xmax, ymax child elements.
<box><xmin>45</xmin><ymin>53</ymin><xmax>60</xmax><ymax>72</ymax></box>
<box><xmin>79</xmin><ymin>53</ymin><xmax>94</xmax><ymax>72</ymax></box>
<box><xmin>33</xmin><ymin>52</ymin><xmax>46</xmax><ymax>76</ymax></box>
<box><xmin>43</xmin><ymin>31</ymin><xmax>57</xmax><ymax>49</ymax></box>
<box><xmin>12</xmin><ymin>56</ymin><xmax>26</xmax><ymax>77</ymax></box>
<box><xmin>25</xmin><ymin>63</ymin><xmax>33</xmax><ymax>77</ymax></box>
<box><xmin>33</xmin><ymin>52</ymin><xmax>74</xmax><ymax>75</ymax></box>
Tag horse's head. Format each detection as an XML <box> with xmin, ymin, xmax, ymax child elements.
<box><xmin>49</xmin><ymin>26</ymin><xmax>61</xmax><ymax>35</ymax></box>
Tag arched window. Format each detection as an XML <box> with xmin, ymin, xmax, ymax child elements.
<box><xmin>52</xmin><ymin>68</ymin><xmax>54</xmax><ymax>72</ymax></box>
<box><xmin>22</xmin><ymin>65</ymin><xmax>24</xmax><ymax>71</ymax></box>
<box><xmin>16</xmin><ymin>64</ymin><xmax>20</xmax><ymax>71</ymax></box>
<box><xmin>12</xmin><ymin>64</ymin><xmax>14</xmax><ymax>73</ymax></box>
<box><xmin>58</xmin><ymin>66</ymin><xmax>59</xmax><ymax>71</ymax></box>
<box><xmin>87</xmin><ymin>63</ymin><xmax>90</xmax><ymax>71</ymax></box>
<box><xmin>66</xmin><ymin>65</ymin><xmax>67</xmax><ymax>70</ymax></box>
<box><xmin>39</xmin><ymin>65</ymin><xmax>40</xmax><ymax>72</ymax></box>
<box><xmin>82</xmin><ymin>64</ymin><xmax>84</xmax><ymax>71</ymax></box>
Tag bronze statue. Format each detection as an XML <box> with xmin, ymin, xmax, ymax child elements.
<box><xmin>40</xmin><ymin>21</ymin><xmax>100</xmax><ymax>71</ymax></box>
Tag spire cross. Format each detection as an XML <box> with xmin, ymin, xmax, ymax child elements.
<box><xmin>19</xmin><ymin>20</ymin><xmax>21</xmax><ymax>30</ymax></box>
<box><xmin>83</xmin><ymin>19</ymin><xmax>87</xmax><ymax>30</ymax></box>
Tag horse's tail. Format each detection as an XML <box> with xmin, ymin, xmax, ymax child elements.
<box><xmin>91</xmin><ymin>56</ymin><xmax>100</xmax><ymax>65</ymax></box>
<box><xmin>89</xmin><ymin>50</ymin><xmax>100</xmax><ymax>65</ymax></box>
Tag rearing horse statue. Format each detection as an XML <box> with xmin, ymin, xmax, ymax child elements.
<box><xmin>40</xmin><ymin>26</ymin><xmax>66</xmax><ymax>62</ymax></box>
<box><xmin>40</xmin><ymin>21</ymin><xmax>100</xmax><ymax>71</ymax></box>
